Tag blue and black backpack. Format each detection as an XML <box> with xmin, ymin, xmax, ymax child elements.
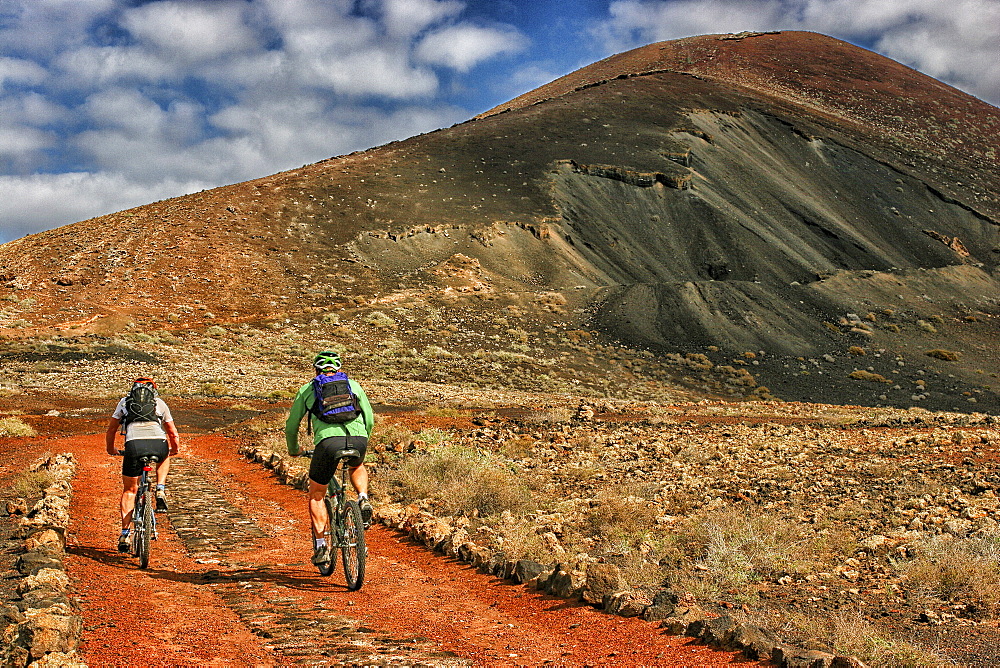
<box><xmin>308</xmin><ymin>371</ymin><xmax>361</xmax><ymax>425</ymax></box>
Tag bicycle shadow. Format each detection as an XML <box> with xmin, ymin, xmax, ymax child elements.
<box><xmin>68</xmin><ymin>544</ymin><xmax>357</xmax><ymax>592</ymax></box>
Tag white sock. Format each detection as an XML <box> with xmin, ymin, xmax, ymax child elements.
<box><xmin>314</xmin><ymin>538</ymin><xmax>327</xmax><ymax>549</ymax></box>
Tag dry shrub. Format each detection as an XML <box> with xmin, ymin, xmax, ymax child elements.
<box><xmin>199</xmin><ymin>381</ymin><xmax>227</xmax><ymax>396</ymax></box>
<box><xmin>14</xmin><ymin>469</ymin><xmax>52</xmax><ymax>498</ymax></box>
<box><xmin>0</xmin><ymin>417</ymin><xmax>36</xmax><ymax>438</ymax></box>
<box><xmin>849</xmin><ymin>370</ymin><xmax>890</xmax><ymax>383</ymax></box>
<box><xmin>390</xmin><ymin>446</ymin><xmax>532</xmax><ymax>517</ymax></box>
<box><xmin>901</xmin><ymin>533</ymin><xmax>1000</xmax><ymax>616</ymax></box>
<box><xmin>778</xmin><ymin>608</ymin><xmax>947</xmax><ymax>667</ymax></box>
<box><xmin>501</xmin><ymin>434</ymin><xmax>536</xmax><ymax>459</ymax></box>
<box><xmin>370</xmin><ymin>419</ymin><xmax>415</xmax><ymax>451</ymax></box>
<box><xmin>848</xmin><ymin>346</ymin><xmax>866</xmax><ymax>356</ymax></box>
<box><xmin>480</xmin><ymin>516</ymin><xmax>552</xmax><ymax>562</ymax></box>
<box><xmin>925</xmin><ymin>349</ymin><xmax>960</xmax><ymax>361</ymax></box>
<box><xmin>422</xmin><ymin>405</ymin><xmax>463</xmax><ymax>417</ymax></box>
<box><xmin>364</xmin><ymin>311</ymin><xmax>396</xmax><ymax>329</ymax></box>
<box><xmin>580</xmin><ymin>493</ymin><xmax>658</xmax><ymax>549</ymax></box>
<box><xmin>661</xmin><ymin>507</ymin><xmax>811</xmax><ymax>601</ymax></box>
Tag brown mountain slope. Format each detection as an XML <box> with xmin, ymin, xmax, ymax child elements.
<box><xmin>2</xmin><ymin>31</ymin><xmax>999</xmax><ymax>411</ymax></box>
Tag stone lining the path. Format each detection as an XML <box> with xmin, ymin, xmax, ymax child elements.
<box><xmin>240</xmin><ymin>443</ymin><xmax>866</xmax><ymax>668</ymax></box>
<box><xmin>2</xmin><ymin>453</ymin><xmax>85</xmax><ymax>668</ymax></box>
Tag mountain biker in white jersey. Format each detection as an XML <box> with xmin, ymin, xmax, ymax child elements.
<box><xmin>285</xmin><ymin>351</ymin><xmax>375</xmax><ymax>566</ymax></box>
<box><xmin>105</xmin><ymin>377</ymin><xmax>180</xmax><ymax>552</ymax></box>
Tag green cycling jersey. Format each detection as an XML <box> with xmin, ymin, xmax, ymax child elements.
<box><xmin>284</xmin><ymin>378</ymin><xmax>374</xmax><ymax>455</ymax></box>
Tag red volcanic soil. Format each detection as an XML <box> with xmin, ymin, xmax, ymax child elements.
<box><xmin>5</xmin><ymin>418</ymin><xmax>751</xmax><ymax>666</ymax></box>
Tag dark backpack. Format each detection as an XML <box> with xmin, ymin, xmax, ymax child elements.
<box><xmin>123</xmin><ymin>382</ymin><xmax>160</xmax><ymax>426</ymax></box>
<box><xmin>309</xmin><ymin>371</ymin><xmax>361</xmax><ymax>425</ymax></box>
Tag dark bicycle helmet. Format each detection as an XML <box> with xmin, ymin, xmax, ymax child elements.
<box><xmin>312</xmin><ymin>351</ymin><xmax>342</xmax><ymax>371</ymax></box>
<box><xmin>133</xmin><ymin>376</ymin><xmax>157</xmax><ymax>389</ymax></box>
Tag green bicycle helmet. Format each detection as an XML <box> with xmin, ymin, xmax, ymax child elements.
<box><xmin>312</xmin><ymin>350</ymin><xmax>342</xmax><ymax>371</ymax></box>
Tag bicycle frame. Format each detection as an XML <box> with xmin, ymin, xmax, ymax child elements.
<box><xmin>303</xmin><ymin>448</ymin><xmax>366</xmax><ymax>589</ymax></box>
<box><xmin>131</xmin><ymin>455</ymin><xmax>159</xmax><ymax>568</ymax></box>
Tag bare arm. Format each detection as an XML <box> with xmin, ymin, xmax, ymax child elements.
<box><xmin>105</xmin><ymin>418</ymin><xmax>120</xmax><ymax>455</ymax></box>
<box><xmin>164</xmin><ymin>420</ymin><xmax>180</xmax><ymax>456</ymax></box>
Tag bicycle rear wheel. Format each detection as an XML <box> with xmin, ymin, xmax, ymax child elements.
<box><xmin>315</xmin><ymin>497</ymin><xmax>337</xmax><ymax>577</ymax></box>
<box><xmin>138</xmin><ymin>483</ymin><xmax>154</xmax><ymax>568</ymax></box>
<box><xmin>340</xmin><ymin>499</ymin><xmax>366</xmax><ymax>591</ymax></box>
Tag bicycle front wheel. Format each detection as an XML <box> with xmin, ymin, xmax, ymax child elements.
<box><xmin>139</xmin><ymin>484</ymin><xmax>154</xmax><ymax>569</ymax></box>
<box><xmin>340</xmin><ymin>499</ymin><xmax>366</xmax><ymax>591</ymax></box>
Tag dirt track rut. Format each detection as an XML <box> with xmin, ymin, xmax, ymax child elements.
<box><xmin>57</xmin><ymin>431</ymin><xmax>749</xmax><ymax>666</ymax></box>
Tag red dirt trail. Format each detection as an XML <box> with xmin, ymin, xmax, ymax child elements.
<box><xmin>55</xmin><ymin>430</ymin><xmax>753</xmax><ymax>666</ymax></box>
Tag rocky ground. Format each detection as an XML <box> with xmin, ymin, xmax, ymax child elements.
<box><xmin>2</xmin><ymin>324</ymin><xmax>999</xmax><ymax>666</ymax></box>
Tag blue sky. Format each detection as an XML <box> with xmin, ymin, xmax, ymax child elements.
<box><xmin>2</xmin><ymin>0</ymin><xmax>998</xmax><ymax>244</ymax></box>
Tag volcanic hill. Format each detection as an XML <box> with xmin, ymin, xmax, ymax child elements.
<box><xmin>2</xmin><ymin>31</ymin><xmax>999</xmax><ymax>411</ymax></box>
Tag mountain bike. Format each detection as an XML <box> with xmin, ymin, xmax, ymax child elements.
<box><xmin>302</xmin><ymin>449</ymin><xmax>367</xmax><ymax>591</ymax></box>
<box><xmin>122</xmin><ymin>453</ymin><xmax>160</xmax><ymax>569</ymax></box>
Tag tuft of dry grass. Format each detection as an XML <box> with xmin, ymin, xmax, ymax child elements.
<box><xmin>849</xmin><ymin>370</ymin><xmax>890</xmax><ymax>383</ymax></box>
<box><xmin>659</xmin><ymin>507</ymin><xmax>830</xmax><ymax>603</ymax></box>
<box><xmin>775</xmin><ymin>607</ymin><xmax>948</xmax><ymax>667</ymax></box>
<box><xmin>900</xmin><ymin>533</ymin><xmax>1000</xmax><ymax>616</ymax></box>
<box><xmin>925</xmin><ymin>349</ymin><xmax>960</xmax><ymax>361</ymax></box>
<box><xmin>0</xmin><ymin>417</ymin><xmax>36</xmax><ymax>438</ymax></box>
<box><xmin>389</xmin><ymin>445</ymin><xmax>532</xmax><ymax>517</ymax></box>
<box><xmin>14</xmin><ymin>469</ymin><xmax>52</xmax><ymax>498</ymax></box>
<box><xmin>580</xmin><ymin>492</ymin><xmax>658</xmax><ymax>550</ymax></box>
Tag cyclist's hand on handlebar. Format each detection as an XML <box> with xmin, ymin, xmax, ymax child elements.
<box><xmin>107</xmin><ymin>444</ymin><xmax>120</xmax><ymax>456</ymax></box>
<box><xmin>299</xmin><ymin>449</ymin><xmax>314</xmax><ymax>458</ymax></box>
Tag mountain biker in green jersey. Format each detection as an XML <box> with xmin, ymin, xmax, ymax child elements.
<box><xmin>285</xmin><ymin>351</ymin><xmax>375</xmax><ymax>566</ymax></box>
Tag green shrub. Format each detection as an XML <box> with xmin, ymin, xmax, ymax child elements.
<box><xmin>0</xmin><ymin>417</ymin><xmax>36</xmax><ymax>437</ymax></box>
<box><xmin>205</xmin><ymin>325</ymin><xmax>227</xmax><ymax>337</ymax></box>
<box><xmin>415</xmin><ymin>428</ymin><xmax>451</xmax><ymax>447</ymax></box>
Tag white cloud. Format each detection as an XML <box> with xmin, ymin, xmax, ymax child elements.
<box><xmin>415</xmin><ymin>24</ymin><xmax>527</xmax><ymax>72</ymax></box>
<box><xmin>120</xmin><ymin>1</ymin><xmax>262</xmax><ymax>63</ymax></box>
<box><xmin>596</xmin><ymin>0</ymin><xmax>1000</xmax><ymax>105</ymax></box>
<box><xmin>381</xmin><ymin>0</ymin><xmax>465</xmax><ymax>38</ymax></box>
<box><xmin>0</xmin><ymin>57</ymin><xmax>47</xmax><ymax>89</ymax></box>
<box><xmin>0</xmin><ymin>0</ymin><xmax>118</xmax><ymax>57</ymax></box>
<box><xmin>0</xmin><ymin>125</ymin><xmax>54</xmax><ymax>159</ymax></box>
<box><xmin>0</xmin><ymin>0</ymin><xmax>528</xmax><ymax>243</ymax></box>
<box><xmin>0</xmin><ymin>92</ymin><xmax>67</xmax><ymax>127</ymax></box>
<box><xmin>0</xmin><ymin>171</ymin><xmax>208</xmax><ymax>243</ymax></box>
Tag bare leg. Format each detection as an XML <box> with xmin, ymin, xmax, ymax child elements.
<box><xmin>120</xmin><ymin>475</ymin><xmax>139</xmax><ymax>531</ymax></box>
<box><xmin>308</xmin><ymin>479</ymin><xmax>329</xmax><ymax>540</ymax></box>
<box><xmin>156</xmin><ymin>456</ymin><xmax>170</xmax><ymax>487</ymax></box>
<box><xmin>348</xmin><ymin>464</ymin><xmax>369</xmax><ymax>497</ymax></box>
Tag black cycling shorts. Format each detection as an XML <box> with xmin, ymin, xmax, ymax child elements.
<box><xmin>122</xmin><ymin>438</ymin><xmax>168</xmax><ymax>478</ymax></box>
<box><xmin>309</xmin><ymin>435</ymin><xmax>367</xmax><ymax>486</ymax></box>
